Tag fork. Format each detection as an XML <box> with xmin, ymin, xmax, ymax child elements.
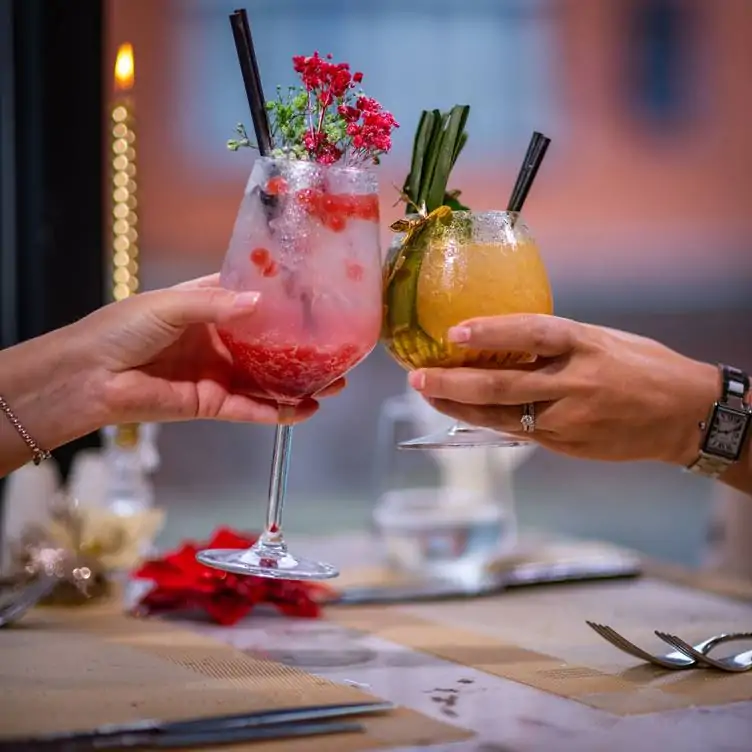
<box><xmin>655</xmin><ymin>631</ymin><xmax>752</xmax><ymax>673</ymax></box>
<box><xmin>0</xmin><ymin>575</ymin><xmax>56</xmax><ymax>628</ymax></box>
<box><xmin>585</xmin><ymin>621</ymin><xmax>752</xmax><ymax>669</ymax></box>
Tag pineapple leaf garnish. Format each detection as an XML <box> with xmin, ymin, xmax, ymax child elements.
<box><xmin>401</xmin><ymin>105</ymin><xmax>470</xmax><ymax>215</ymax></box>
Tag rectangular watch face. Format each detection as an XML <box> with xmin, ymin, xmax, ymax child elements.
<box><xmin>702</xmin><ymin>404</ymin><xmax>751</xmax><ymax>461</ymax></box>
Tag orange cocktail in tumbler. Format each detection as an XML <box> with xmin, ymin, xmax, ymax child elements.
<box><xmin>382</xmin><ymin>208</ymin><xmax>553</xmax><ymax>448</ymax></box>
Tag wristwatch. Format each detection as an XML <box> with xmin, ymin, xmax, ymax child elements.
<box><xmin>687</xmin><ymin>364</ymin><xmax>752</xmax><ymax>479</ymax></box>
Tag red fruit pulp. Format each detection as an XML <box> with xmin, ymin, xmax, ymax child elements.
<box><xmin>265</xmin><ymin>176</ymin><xmax>288</xmax><ymax>195</ymax></box>
<box><xmin>220</xmin><ymin>332</ymin><xmax>369</xmax><ymax>403</ymax></box>
<box><xmin>250</xmin><ymin>247</ymin><xmax>270</xmax><ymax>267</ymax></box>
<box><xmin>293</xmin><ymin>189</ymin><xmax>379</xmax><ymax>231</ymax></box>
<box><xmin>345</xmin><ymin>261</ymin><xmax>364</xmax><ymax>281</ymax></box>
<box><xmin>261</xmin><ymin>260</ymin><xmax>279</xmax><ymax>277</ymax></box>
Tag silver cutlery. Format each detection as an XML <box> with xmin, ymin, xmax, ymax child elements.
<box><xmin>334</xmin><ymin>557</ymin><xmax>641</xmax><ymax>606</ymax></box>
<box><xmin>0</xmin><ymin>701</ymin><xmax>394</xmax><ymax>750</ymax></box>
<box><xmin>0</xmin><ymin>575</ymin><xmax>56</xmax><ymax>628</ymax></box>
<box><xmin>655</xmin><ymin>631</ymin><xmax>752</xmax><ymax>673</ymax></box>
<box><xmin>586</xmin><ymin>621</ymin><xmax>752</xmax><ymax>670</ymax></box>
<box><xmin>0</xmin><ymin>721</ymin><xmax>363</xmax><ymax>750</ymax></box>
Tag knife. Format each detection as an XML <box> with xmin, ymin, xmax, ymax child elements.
<box><xmin>1</xmin><ymin>721</ymin><xmax>363</xmax><ymax>751</ymax></box>
<box><xmin>332</xmin><ymin>555</ymin><xmax>641</xmax><ymax>605</ymax></box>
<box><xmin>0</xmin><ymin>701</ymin><xmax>393</xmax><ymax>750</ymax></box>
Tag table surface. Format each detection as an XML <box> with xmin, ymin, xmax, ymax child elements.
<box><xmin>190</xmin><ymin>534</ymin><xmax>752</xmax><ymax>752</ymax></box>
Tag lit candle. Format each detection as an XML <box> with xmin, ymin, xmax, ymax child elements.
<box><xmin>109</xmin><ymin>44</ymin><xmax>144</xmax><ymax>460</ymax></box>
<box><xmin>111</xmin><ymin>43</ymin><xmax>139</xmax><ymax>302</ymax></box>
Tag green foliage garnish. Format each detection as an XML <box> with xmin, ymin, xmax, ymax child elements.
<box><xmin>226</xmin><ymin>53</ymin><xmax>398</xmax><ymax>165</ymax></box>
<box><xmin>401</xmin><ymin>105</ymin><xmax>470</xmax><ymax>215</ymax></box>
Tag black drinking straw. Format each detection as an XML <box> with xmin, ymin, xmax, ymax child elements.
<box><xmin>506</xmin><ymin>131</ymin><xmax>551</xmax><ymax>214</ymax></box>
<box><xmin>229</xmin><ymin>8</ymin><xmax>312</xmax><ymax>326</ymax></box>
<box><xmin>229</xmin><ymin>9</ymin><xmax>273</xmax><ymax>156</ymax></box>
<box><xmin>507</xmin><ymin>131</ymin><xmax>543</xmax><ymax>209</ymax></box>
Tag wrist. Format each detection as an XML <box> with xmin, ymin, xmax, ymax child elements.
<box><xmin>0</xmin><ymin>323</ymin><xmax>110</xmax><ymax>459</ymax></box>
<box><xmin>663</xmin><ymin>360</ymin><xmax>720</xmax><ymax>467</ymax></box>
<box><xmin>52</xmin><ymin>320</ymin><xmax>113</xmax><ymax>436</ymax></box>
<box><xmin>676</xmin><ymin>363</ymin><xmax>752</xmax><ymax>495</ymax></box>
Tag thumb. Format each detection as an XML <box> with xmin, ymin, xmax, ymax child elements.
<box><xmin>145</xmin><ymin>287</ymin><xmax>260</xmax><ymax>328</ymax></box>
<box><xmin>447</xmin><ymin>314</ymin><xmax>580</xmax><ymax>358</ymax></box>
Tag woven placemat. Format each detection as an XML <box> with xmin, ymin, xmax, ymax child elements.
<box><xmin>0</xmin><ymin>601</ymin><xmax>471</xmax><ymax>750</ymax></box>
<box><xmin>329</xmin><ymin>567</ymin><xmax>752</xmax><ymax>716</ymax></box>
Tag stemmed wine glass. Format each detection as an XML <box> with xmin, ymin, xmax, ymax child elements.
<box><xmin>381</xmin><ymin>209</ymin><xmax>552</xmax><ymax>449</ymax></box>
<box><xmin>197</xmin><ymin>156</ymin><xmax>382</xmax><ymax>579</ymax></box>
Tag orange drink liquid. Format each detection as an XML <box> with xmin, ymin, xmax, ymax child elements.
<box><xmin>382</xmin><ymin>210</ymin><xmax>552</xmax><ymax>371</ymax></box>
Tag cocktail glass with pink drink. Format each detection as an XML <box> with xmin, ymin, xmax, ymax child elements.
<box><xmin>197</xmin><ymin>156</ymin><xmax>382</xmax><ymax>579</ymax></box>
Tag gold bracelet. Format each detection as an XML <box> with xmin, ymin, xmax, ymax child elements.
<box><xmin>0</xmin><ymin>394</ymin><xmax>52</xmax><ymax>465</ymax></box>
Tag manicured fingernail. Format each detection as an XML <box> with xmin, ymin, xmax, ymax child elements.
<box><xmin>234</xmin><ymin>291</ymin><xmax>260</xmax><ymax>308</ymax></box>
<box><xmin>448</xmin><ymin>326</ymin><xmax>470</xmax><ymax>343</ymax></box>
<box><xmin>408</xmin><ymin>371</ymin><xmax>426</xmax><ymax>390</ymax></box>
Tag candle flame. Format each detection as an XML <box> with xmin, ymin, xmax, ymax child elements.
<box><xmin>114</xmin><ymin>43</ymin><xmax>135</xmax><ymax>91</ymax></box>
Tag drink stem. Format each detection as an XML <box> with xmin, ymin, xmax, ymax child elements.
<box><xmin>262</xmin><ymin>419</ymin><xmax>294</xmax><ymax>546</ymax></box>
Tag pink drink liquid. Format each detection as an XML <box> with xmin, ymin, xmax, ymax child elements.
<box><xmin>219</xmin><ymin>171</ymin><xmax>382</xmax><ymax>402</ymax></box>
<box><xmin>220</xmin><ymin>318</ymin><xmax>377</xmax><ymax>404</ymax></box>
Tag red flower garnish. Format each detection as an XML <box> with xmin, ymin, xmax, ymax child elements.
<box><xmin>338</xmin><ymin>105</ymin><xmax>359</xmax><ymax>123</ymax></box>
<box><xmin>231</xmin><ymin>52</ymin><xmax>398</xmax><ymax>167</ymax></box>
<box><xmin>131</xmin><ymin>528</ymin><xmax>334</xmax><ymax>626</ymax></box>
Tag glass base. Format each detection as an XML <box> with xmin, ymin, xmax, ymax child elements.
<box><xmin>196</xmin><ymin>544</ymin><xmax>339</xmax><ymax>581</ymax></box>
<box><xmin>398</xmin><ymin>425</ymin><xmax>532</xmax><ymax>450</ymax></box>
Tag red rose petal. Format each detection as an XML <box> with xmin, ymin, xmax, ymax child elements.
<box><xmin>131</xmin><ymin>527</ymin><xmax>334</xmax><ymax>626</ymax></box>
